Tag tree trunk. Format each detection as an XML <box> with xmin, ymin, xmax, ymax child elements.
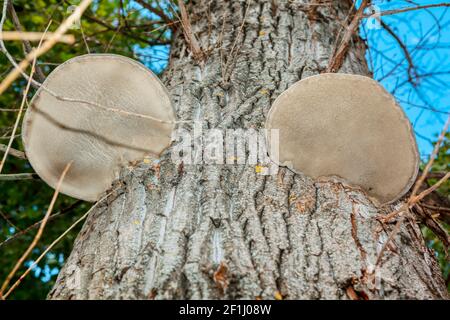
<box><xmin>49</xmin><ymin>0</ymin><xmax>448</xmax><ymax>300</ymax></box>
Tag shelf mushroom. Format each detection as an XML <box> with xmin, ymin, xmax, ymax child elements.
<box><xmin>265</xmin><ymin>73</ymin><xmax>419</xmax><ymax>204</ymax></box>
<box><xmin>22</xmin><ymin>54</ymin><xmax>175</xmax><ymax>202</ymax></box>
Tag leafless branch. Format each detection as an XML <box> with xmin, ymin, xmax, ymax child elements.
<box><xmin>7</xmin><ymin>2</ymin><xmax>46</xmax><ymax>82</ymax></box>
<box><xmin>327</xmin><ymin>0</ymin><xmax>369</xmax><ymax>72</ymax></box>
<box><xmin>0</xmin><ymin>0</ymin><xmax>93</xmax><ymax>96</ymax></box>
<box><xmin>0</xmin><ymin>173</ymin><xmax>39</xmax><ymax>180</ymax></box>
<box><xmin>0</xmin><ymin>22</ymin><xmax>42</xmax><ymax>174</ymax></box>
<box><xmin>0</xmin><ymin>162</ymin><xmax>72</xmax><ymax>299</ymax></box>
<box><xmin>411</xmin><ymin>115</ymin><xmax>450</xmax><ymax>199</ymax></box>
<box><xmin>0</xmin><ymin>31</ymin><xmax>74</xmax><ymax>43</ymax></box>
<box><xmin>379</xmin><ymin>20</ymin><xmax>418</xmax><ymax>85</ymax></box>
<box><xmin>0</xmin><ymin>209</ymin><xmax>20</xmax><ymax>230</ymax></box>
<box><xmin>364</xmin><ymin>3</ymin><xmax>450</xmax><ymax>18</ymax></box>
<box><xmin>2</xmin><ymin>190</ymin><xmax>114</xmax><ymax>299</ymax></box>
<box><xmin>177</xmin><ymin>0</ymin><xmax>204</xmax><ymax>61</ymax></box>
<box><xmin>134</xmin><ymin>0</ymin><xmax>175</xmax><ymax>30</ymax></box>
<box><xmin>0</xmin><ymin>143</ymin><xmax>26</xmax><ymax>159</ymax></box>
<box><xmin>0</xmin><ymin>200</ymin><xmax>83</xmax><ymax>250</ymax></box>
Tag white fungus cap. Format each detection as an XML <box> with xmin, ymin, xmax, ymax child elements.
<box><xmin>266</xmin><ymin>73</ymin><xmax>419</xmax><ymax>205</ymax></box>
<box><xmin>22</xmin><ymin>54</ymin><xmax>175</xmax><ymax>202</ymax></box>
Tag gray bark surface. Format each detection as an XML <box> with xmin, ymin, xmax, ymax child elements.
<box><xmin>49</xmin><ymin>0</ymin><xmax>448</xmax><ymax>300</ymax></box>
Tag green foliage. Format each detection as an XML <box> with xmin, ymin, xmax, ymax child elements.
<box><xmin>0</xmin><ymin>0</ymin><xmax>170</xmax><ymax>299</ymax></box>
<box><xmin>422</xmin><ymin>224</ymin><xmax>449</xmax><ymax>289</ymax></box>
<box><xmin>421</xmin><ymin>132</ymin><xmax>450</xmax><ymax>291</ymax></box>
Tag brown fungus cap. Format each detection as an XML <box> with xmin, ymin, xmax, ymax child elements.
<box><xmin>265</xmin><ymin>73</ymin><xmax>419</xmax><ymax>204</ymax></box>
<box><xmin>22</xmin><ymin>54</ymin><xmax>175</xmax><ymax>202</ymax></box>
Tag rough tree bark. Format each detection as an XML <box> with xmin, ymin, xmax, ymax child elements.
<box><xmin>49</xmin><ymin>0</ymin><xmax>448</xmax><ymax>299</ymax></box>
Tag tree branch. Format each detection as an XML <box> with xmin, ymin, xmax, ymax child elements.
<box><xmin>83</xmin><ymin>13</ymin><xmax>170</xmax><ymax>46</ymax></box>
<box><xmin>364</xmin><ymin>3</ymin><xmax>450</xmax><ymax>18</ymax></box>
<box><xmin>0</xmin><ymin>173</ymin><xmax>39</xmax><ymax>181</ymax></box>
<box><xmin>0</xmin><ymin>200</ymin><xmax>83</xmax><ymax>250</ymax></box>
<box><xmin>0</xmin><ymin>143</ymin><xmax>26</xmax><ymax>160</ymax></box>
<box><xmin>134</xmin><ymin>0</ymin><xmax>175</xmax><ymax>30</ymax></box>
<box><xmin>379</xmin><ymin>20</ymin><xmax>417</xmax><ymax>85</ymax></box>
<box><xmin>0</xmin><ymin>162</ymin><xmax>72</xmax><ymax>299</ymax></box>
<box><xmin>7</xmin><ymin>2</ymin><xmax>46</xmax><ymax>82</ymax></box>
<box><xmin>327</xmin><ymin>0</ymin><xmax>368</xmax><ymax>73</ymax></box>
<box><xmin>0</xmin><ymin>0</ymin><xmax>93</xmax><ymax>96</ymax></box>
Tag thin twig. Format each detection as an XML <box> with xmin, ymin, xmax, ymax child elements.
<box><xmin>327</xmin><ymin>0</ymin><xmax>368</xmax><ymax>73</ymax></box>
<box><xmin>0</xmin><ymin>162</ymin><xmax>72</xmax><ymax>299</ymax></box>
<box><xmin>178</xmin><ymin>0</ymin><xmax>204</xmax><ymax>61</ymax></box>
<box><xmin>0</xmin><ymin>143</ymin><xmax>26</xmax><ymax>159</ymax></box>
<box><xmin>82</xmin><ymin>13</ymin><xmax>169</xmax><ymax>46</ymax></box>
<box><xmin>79</xmin><ymin>24</ymin><xmax>90</xmax><ymax>53</ymax></box>
<box><xmin>0</xmin><ymin>134</ymin><xmax>20</xmax><ymax>140</ymax></box>
<box><xmin>2</xmin><ymin>191</ymin><xmax>112</xmax><ymax>299</ymax></box>
<box><xmin>379</xmin><ymin>20</ymin><xmax>417</xmax><ymax>85</ymax></box>
<box><xmin>420</xmin><ymin>203</ymin><xmax>450</xmax><ymax>213</ymax></box>
<box><xmin>7</xmin><ymin>2</ymin><xmax>46</xmax><ymax>82</ymax></box>
<box><xmin>0</xmin><ymin>27</ymin><xmax>42</xmax><ymax>173</ymax></box>
<box><xmin>221</xmin><ymin>0</ymin><xmax>252</xmax><ymax>84</ymax></box>
<box><xmin>363</xmin><ymin>3</ymin><xmax>450</xmax><ymax>18</ymax></box>
<box><xmin>0</xmin><ymin>108</ymin><xmax>23</xmax><ymax>112</ymax></box>
<box><xmin>134</xmin><ymin>0</ymin><xmax>174</xmax><ymax>30</ymax></box>
<box><xmin>0</xmin><ymin>0</ymin><xmax>42</xmax><ymax>89</ymax></box>
<box><xmin>0</xmin><ymin>209</ymin><xmax>20</xmax><ymax>230</ymax></box>
<box><xmin>375</xmin><ymin>216</ymin><xmax>405</xmax><ymax>267</ymax></box>
<box><xmin>0</xmin><ymin>200</ymin><xmax>83</xmax><ymax>250</ymax></box>
<box><xmin>411</xmin><ymin>115</ymin><xmax>450</xmax><ymax>198</ymax></box>
<box><xmin>376</xmin><ymin>115</ymin><xmax>450</xmax><ymax>267</ymax></box>
<box><xmin>0</xmin><ymin>0</ymin><xmax>93</xmax><ymax>96</ymax></box>
<box><xmin>1</xmin><ymin>1</ymin><xmax>175</xmax><ymax>127</ymax></box>
<box><xmin>411</xmin><ymin>172</ymin><xmax>450</xmax><ymax>204</ymax></box>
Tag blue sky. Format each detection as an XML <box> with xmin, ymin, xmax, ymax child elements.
<box><xmin>360</xmin><ymin>0</ymin><xmax>450</xmax><ymax>157</ymax></box>
<box><xmin>130</xmin><ymin>0</ymin><xmax>172</xmax><ymax>73</ymax></box>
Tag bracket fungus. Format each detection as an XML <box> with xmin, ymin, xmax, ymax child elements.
<box><xmin>22</xmin><ymin>54</ymin><xmax>175</xmax><ymax>202</ymax></box>
<box><xmin>265</xmin><ymin>73</ymin><xmax>419</xmax><ymax>204</ymax></box>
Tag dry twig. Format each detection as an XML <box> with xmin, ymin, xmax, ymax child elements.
<box><xmin>0</xmin><ymin>201</ymin><xmax>83</xmax><ymax>250</ymax></box>
<box><xmin>0</xmin><ymin>143</ymin><xmax>26</xmax><ymax>159</ymax></box>
<box><xmin>375</xmin><ymin>115</ymin><xmax>450</xmax><ymax>268</ymax></box>
<box><xmin>363</xmin><ymin>3</ymin><xmax>450</xmax><ymax>18</ymax></box>
<box><xmin>177</xmin><ymin>0</ymin><xmax>204</xmax><ymax>61</ymax></box>
<box><xmin>0</xmin><ymin>0</ymin><xmax>93</xmax><ymax>96</ymax></box>
<box><xmin>2</xmin><ymin>191</ymin><xmax>113</xmax><ymax>299</ymax></box>
<box><xmin>0</xmin><ymin>162</ymin><xmax>72</xmax><ymax>299</ymax></box>
<box><xmin>0</xmin><ymin>31</ymin><xmax>75</xmax><ymax>43</ymax></box>
<box><xmin>327</xmin><ymin>0</ymin><xmax>368</xmax><ymax>73</ymax></box>
<box><xmin>0</xmin><ymin>173</ymin><xmax>39</xmax><ymax>180</ymax></box>
<box><xmin>0</xmin><ymin>26</ymin><xmax>43</xmax><ymax>173</ymax></box>
<box><xmin>7</xmin><ymin>2</ymin><xmax>46</xmax><ymax>82</ymax></box>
